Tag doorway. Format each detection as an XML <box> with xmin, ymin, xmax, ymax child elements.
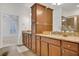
<box><xmin>2</xmin><ymin>13</ymin><xmax>19</xmax><ymax>47</ymax></box>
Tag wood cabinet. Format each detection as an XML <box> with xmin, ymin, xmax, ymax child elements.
<box><xmin>62</xmin><ymin>41</ymin><xmax>79</xmax><ymax>52</ymax></box>
<box><xmin>22</xmin><ymin>3</ymin><xmax>79</xmax><ymax>56</ymax></box>
<box><xmin>26</xmin><ymin>34</ymin><xmax>29</xmax><ymax>47</ymax></box>
<box><xmin>41</xmin><ymin>37</ymin><xmax>61</xmax><ymax>56</ymax></box>
<box><xmin>31</xmin><ymin>4</ymin><xmax>36</xmax><ymax>23</ymax></box>
<box><xmin>22</xmin><ymin>32</ymin><xmax>32</xmax><ymax>49</ymax></box>
<box><xmin>22</xmin><ymin>32</ymin><xmax>79</xmax><ymax>56</ymax></box>
<box><xmin>62</xmin><ymin>41</ymin><xmax>79</xmax><ymax>56</ymax></box>
<box><xmin>31</xmin><ymin>3</ymin><xmax>53</xmax><ymax>55</ymax></box>
<box><xmin>31</xmin><ymin>3</ymin><xmax>53</xmax><ymax>34</ymax></box>
<box><xmin>22</xmin><ymin>32</ymin><xmax>27</xmax><ymax>46</ymax></box>
<box><xmin>36</xmin><ymin>36</ymin><xmax>41</xmax><ymax>55</ymax></box>
<box><xmin>22</xmin><ymin>33</ymin><xmax>25</xmax><ymax>45</ymax></box>
<box><xmin>46</xmin><ymin>8</ymin><xmax>52</xmax><ymax>31</ymax></box>
<box><xmin>31</xmin><ymin>3</ymin><xmax>36</xmax><ymax>34</ymax></box>
<box><xmin>41</xmin><ymin>41</ymin><xmax>48</xmax><ymax>56</ymax></box>
<box><xmin>28</xmin><ymin>34</ymin><xmax>32</xmax><ymax>49</ymax></box>
<box><xmin>31</xmin><ymin>3</ymin><xmax>53</xmax><ymax>54</ymax></box>
<box><xmin>36</xmin><ymin>4</ymin><xmax>53</xmax><ymax>33</ymax></box>
<box><xmin>32</xmin><ymin>35</ymin><xmax>36</xmax><ymax>53</ymax></box>
<box><xmin>62</xmin><ymin>48</ymin><xmax>78</xmax><ymax>56</ymax></box>
<box><xmin>49</xmin><ymin>44</ymin><xmax>61</xmax><ymax>56</ymax></box>
<box><xmin>48</xmin><ymin>39</ymin><xmax>61</xmax><ymax>56</ymax></box>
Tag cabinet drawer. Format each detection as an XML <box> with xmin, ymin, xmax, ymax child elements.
<box><xmin>41</xmin><ymin>37</ymin><xmax>48</xmax><ymax>42</ymax></box>
<box><xmin>48</xmin><ymin>38</ymin><xmax>60</xmax><ymax>46</ymax></box>
<box><xmin>62</xmin><ymin>41</ymin><xmax>79</xmax><ymax>52</ymax></box>
<box><xmin>62</xmin><ymin>48</ymin><xmax>78</xmax><ymax>56</ymax></box>
<box><xmin>41</xmin><ymin>37</ymin><xmax>60</xmax><ymax>46</ymax></box>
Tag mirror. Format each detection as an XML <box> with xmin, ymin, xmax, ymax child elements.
<box><xmin>61</xmin><ymin>16</ymin><xmax>75</xmax><ymax>32</ymax></box>
<box><xmin>61</xmin><ymin>3</ymin><xmax>79</xmax><ymax>33</ymax></box>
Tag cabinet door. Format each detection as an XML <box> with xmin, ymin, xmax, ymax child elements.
<box><xmin>62</xmin><ymin>48</ymin><xmax>78</xmax><ymax>56</ymax></box>
<box><xmin>22</xmin><ymin>33</ymin><xmax>27</xmax><ymax>46</ymax></box>
<box><xmin>26</xmin><ymin>34</ymin><xmax>29</xmax><ymax>47</ymax></box>
<box><xmin>22</xmin><ymin>33</ymin><xmax>25</xmax><ymax>45</ymax></box>
<box><xmin>49</xmin><ymin>44</ymin><xmax>61</xmax><ymax>56</ymax></box>
<box><xmin>46</xmin><ymin>8</ymin><xmax>52</xmax><ymax>24</ymax></box>
<box><xmin>28</xmin><ymin>35</ymin><xmax>32</xmax><ymax>49</ymax></box>
<box><xmin>36</xmin><ymin>36</ymin><xmax>41</xmax><ymax>55</ymax></box>
<box><xmin>32</xmin><ymin>35</ymin><xmax>36</xmax><ymax>53</ymax></box>
<box><xmin>36</xmin><ymin>4</ymin><xmax>46</xmax><ymax>24</ymax></box>
<box><xmin>36</xmin><ymin>4</ymin><xmax>47</xmax><ymax>33</ymax></box>
<box><xmin>41</xmin><ymin>41</ymin><xmax>48</xmax><ymax>56</ymax></box>
<box><xmin>46</xmin><ymin>8</ymin><xmax>52</xmax><ymax>31</ymax></box>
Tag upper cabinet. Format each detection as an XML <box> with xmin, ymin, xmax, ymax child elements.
<box><xmin>31</xmin><ymin>3</ymin><xmax>53</xmax><ymax>34</ymax></box>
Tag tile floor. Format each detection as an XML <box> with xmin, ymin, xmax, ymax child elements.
<box><xmin>0</xmin><ymin>45</ymin><xmax>37</xmax><ymax>56</ymax></box>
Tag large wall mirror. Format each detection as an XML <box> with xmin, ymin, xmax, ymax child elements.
<box><xmin>61</xmin><ymin>3</ymin><xmax>79</xmax><ymax>33</ymax></box>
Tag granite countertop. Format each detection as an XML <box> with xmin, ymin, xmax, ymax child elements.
<box><xmin>22</xmin><ymin>31</ymin><xmax>79</xmax><ymax>43</ymax></box>
<box><xmin>36</xmin><ymin>34</ymin><xmax>79</xmax><ymax>43</ymax></box>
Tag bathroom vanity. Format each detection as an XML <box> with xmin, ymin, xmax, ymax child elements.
<box><xmin>22</xmin><ymin>3</ymin><xmax>79</xmax><ymax>56</ymax></box>
<box><xmin>22</xmin><ymin>31</ymin><xmax>79</xmax><ymax>56</ymax></box>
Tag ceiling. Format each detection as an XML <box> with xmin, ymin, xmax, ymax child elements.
<box><xmin>61</xmin><ymin>3</ymin><xmax>79</xmax><ymax>10</ymax></box>
<box><xmin>23</xmin><ymin>3</ymin><xmax>79</xmax><ymax>11</ymax></box>
<box><xmin>0</xmin><ymin>3</ymin><xmax>79</xmax><ymax>10</ymax></box>
<box><xmin>0</xmin><ymin>3</ymin><xmax>78</xmax><ymax>16</ymax></box>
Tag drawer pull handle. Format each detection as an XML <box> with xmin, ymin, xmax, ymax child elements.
<box><xmin>67</xmin><ymin>45</ymin><xmax>71</xmax><ymax>48</ymax></box>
